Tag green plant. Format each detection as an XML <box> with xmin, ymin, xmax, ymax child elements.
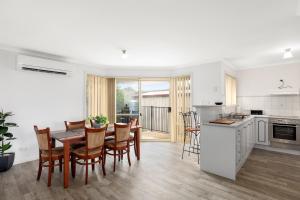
<box><xmin>0</xmin><ymin>111</ymin><xmax>18</xmax><ymax>157</ymax></box>
<box><xmin>88</xmin><ymin>115</ymin><xmax>108</xmax><ymax>125</ymax></box>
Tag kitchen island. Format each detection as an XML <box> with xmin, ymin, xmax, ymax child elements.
<box><xmin>200</xmin><ymin>116</ymin><xmax>256</xmax><ymax>180</ymax></box>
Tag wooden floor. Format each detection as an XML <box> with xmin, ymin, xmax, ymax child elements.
<box><xmin>1</xmin><ymin>142</ymin><xmax>300</xmax><ymax>200</ymax></box>
<box><xmin>141</xmin><ymin>130</ymin><xmax>170</xmax><ymax>141</ymax></box>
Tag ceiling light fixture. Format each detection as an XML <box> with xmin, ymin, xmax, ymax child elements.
<box><xmin>122</xmin><ymin>49</ymin><xmax>128</xmax><ymax>59</ymax></box>
<box><xmin>283</xmin><ymin>48</ymin><xmax>293</xmax><ymax>59</ymax></box>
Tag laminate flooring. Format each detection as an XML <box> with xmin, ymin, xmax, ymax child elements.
<box><xmin>1</xmin><ymin>142</ymin><xmax>300</xmax><ymax>200</ymax></box>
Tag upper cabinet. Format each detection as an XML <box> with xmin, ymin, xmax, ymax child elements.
<box><xmin>255</xmin><ymin>117</ymin><xmax>269</xmax><ymax>145</ymax></box>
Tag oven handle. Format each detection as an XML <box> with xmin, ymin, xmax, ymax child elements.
<box><xmin>271</xmin><ymin>123</ymin><xmax>300</xmax><ymax>128</ymax></box>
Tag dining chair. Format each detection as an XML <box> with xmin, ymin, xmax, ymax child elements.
<box><xmin>65</xmin><ymin>120</ymin><xmax>86</xmax><ymax>149</ymax></box>
<box><xmin>105</xmin><ymin>123</ymin><xmax>131</xmax><ymax>172</ymax></box>
<box><xmin>129</xmin><ymin>118</ymin><xmax>138</xmax><ymax>157</ymax></box>
<box><xmin>34</xmin><ymin>125</ymin><xmax>64</xmax><ymax>187</ymax></box>
<box><xmin>71</xmin><ymin>127</ymin><xmax>106</xmax><ymax>184</ymax></box>
<box><xmin>64</xmin><ymin>120</ymin><xmax>85</xmax><ymax>131</ymax></box>
<box><xmin>90</xmin><ymin>120</ymin><xmax>113</xmax><ymax>140</ymax></box>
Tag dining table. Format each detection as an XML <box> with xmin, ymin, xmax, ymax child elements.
<box><xmin>51</xmin><ymin>124</ymin><xmax>142</xmax><ymax>188</ymax></box>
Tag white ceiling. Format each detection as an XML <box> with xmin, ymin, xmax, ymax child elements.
<box><xmin>0</xmin><ymin>0</ymin><xmax>299</xmax><ymax>70</ymax></box>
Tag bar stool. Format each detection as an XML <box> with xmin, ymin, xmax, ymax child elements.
<box><xmin>180</xmin><ymin>111</ymin><xmax>201</xmax><ymax>164</ymax></box>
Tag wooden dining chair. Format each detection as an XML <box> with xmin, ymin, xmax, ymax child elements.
<box><xmin>64</xmin><ymin>120</ymin><xmax>85</xmax><ymax>131</ymax></box>
<box><xmin>90</xmin><ymin>121</ymin><xmax>114</xmax><ymax>142</ymax></box>
<box><xmin>129</xmin><ymin>118</ymin><xmax>138</xmax><ymax>157</ymax></box>
<box><xmin>105</xmin><ymin>123</ymin><xmax>131</xmax><ymax>172</ymax></box>
<box><xmin>71</xmin><ymin>127</ymin><xmax>106</xmax><ymax>185</ymax></box>
<box><xmin>65</xmin><ymin>120</ymin><xmax>86</xmax><ymax>149</ymax></box>
<box><xmin>34</xmin><ymin>125</ymin><xmax>64</xmax><ymax>187</ymax></box>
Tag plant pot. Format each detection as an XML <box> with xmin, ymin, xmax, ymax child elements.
<box><xmin>93</xmin><ymin>123</ymin><xmax>103</xmax><ymax>128</ymax></box>
<box><xmin>0</xmin><ymin>152</ymin><xmax>15</xmax><ymax>172</ymax></box>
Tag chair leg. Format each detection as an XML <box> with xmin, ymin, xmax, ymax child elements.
<box><xmin>127</xmin><ymin>146</ymin><xmax>131</xmax><ymax>166</ymax></box>
<box><xmin>91</xmin><ymin>159</ymin><xmax>95</xmax><ymax>171</ymax></box>
<box><xmin>51</xmin><ymin>161</ymin><xmax>55</xmax><ymax>173</ymax></box>
<box><xmin>133</xmin><ymin>142</ymin><xmax>137</xmax><ymax>157</ymax></box>
<box><xmin>71</xmin><ymin>154</ymin><xmax>76</xmax><ymax>178</ymax></box>
<box><xmin>121</xmin><ymin>150</ymin><xmax>123</xmax><ymax>160</ymax></box>
<box><xmin>47</xmin><ymin>161</ymin><xmax>52</xmax><ymax>187</ymax></box>
<box><xmin>59</xmin><ymin>157</ymin><xmax>62</xmax><ymax>172</ymax></box>
<box><xmin>37</xmin><ymin>159</ymin><xmax>42</xmax><ymax>181</ymax></box>
<box><xmin>118</xmin><ymin>150</ymin><xmax>121</xmax><ymax>162</ymax></box>
<box><xmin>113</xmin><ymin>150</ymin><xmax>116</xmax><ymax>172</ymax></box>
<box><xmin>103</xmin><ymin>150</ymin><xmax>106</xmax><ymax>166</ymax></box>
<box><xmin>85</xmin><ymin>159</ymin><xmax>88</xmax><ymax>185</ymax></box>
<box><xmin>188</xmin><ymin>133</ymin><xmax>192</xmax><ymax>156</ymax></box>
<box><xmin>101</xmin><ymin>151</ymin><xmax>106</xmax><ymax>176</ymax></box>
<box><xmin>182</xmin><ymin>132</ymin><xmax>187</xmax><ymax>159</ymax></box>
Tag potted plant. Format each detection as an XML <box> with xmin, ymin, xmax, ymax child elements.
<box><xmin>0</xmin><ymin>111</ymin><xmax>18</xmax><ymax>172</ymax></box>
<box><xmin>89</xmin><ymin>115</ymin><xmax>108</xmax><ymax>128</ymax></box>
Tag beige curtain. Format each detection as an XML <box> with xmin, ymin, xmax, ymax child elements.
<box><xmin>225</xmin><ymin>74</ymin><xmax>237</xmax><ymax>106</ymax></box>
<box><xmin>170</xmin><ymin>76</ymin><xmax>191</xmax><ymax>143</ymax></box>
<box><xmin>86</xmin><ymin>75</ymin><xmax>116</xmax><ymax>123</ymax></box>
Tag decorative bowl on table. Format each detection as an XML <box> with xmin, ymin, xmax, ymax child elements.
<box><xmin>215</xmin><ymin>102</ymin><xmax>223</xmax><ymax>105</ymax></box>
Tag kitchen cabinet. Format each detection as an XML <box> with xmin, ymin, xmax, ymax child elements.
<box><xmin>236</xmin><ymin>118</ymin><xmax>255</xmax><ymax>171</ymax></box>
<box><xmin>255</xmin><ymin>117</ymin><xmax>269</xmax><ymax>145</ymax></box>
<box><xmin>201</xmin><ymin>117</ymin><xmax>256</xmax><ymax>180</ymax></box>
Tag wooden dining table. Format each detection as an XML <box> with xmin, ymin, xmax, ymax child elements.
<box><xmin>51</xmin><ymin>125</ymin><xmax>142</xmax><ymax>188</ymax></box>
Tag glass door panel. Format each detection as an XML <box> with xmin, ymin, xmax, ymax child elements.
<box><xmin>141</xmin><ymin>80</ymin><xmax>171</xmax><ymax>140</ymax></box>
<box><xmin>116</xmin><ymin>79</ymin><xmax>139</xmax><ymax>123</ymax></box>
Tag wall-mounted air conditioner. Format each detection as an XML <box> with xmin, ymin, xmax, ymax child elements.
<box><xmin>17</xmin><ymin>55</ymin><xmax>72</xmax><ymax>76</ymax></box>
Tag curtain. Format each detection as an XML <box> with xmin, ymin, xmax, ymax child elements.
<box><xmin>225</xmin><ymin>74</ymin><xmax>237</xmax><ymax>106</ymax></box>
<box><xmin>170</xmin><ymin>76</ymin><xmax>191</xmax><ymax>143</ymax></box>
<box><xmin>86</xmin><ymin>74</ymin><xmax>115</xmax><ymax>123</ymax></box>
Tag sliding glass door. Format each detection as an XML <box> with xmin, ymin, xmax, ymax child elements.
<box><xmin>116</xmin><ymin>78</ymin><xmax>171</xmax><ymax>141</ymax></box>
<box><xmin>116</xmin><ymin>79</ymin><xmax>139</xmax><ymax>123</ymax></box>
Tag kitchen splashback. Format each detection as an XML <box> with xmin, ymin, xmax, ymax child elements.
<box><xmin>237</xmin><ymin>96</ymin><xmax>300</xmax><ymax>116</ymax></box>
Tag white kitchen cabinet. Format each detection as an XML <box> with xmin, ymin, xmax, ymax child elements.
<box><xmin>236</xmin><ymin>118</ymin><xmax>255</xmax><ymax>171</ymax></box>
<box><xmin>201</xmin><ymin>117</ymin><xmax>256</xmax><ymax>180</ymax></box>
<box><xmin>255</xmin><ymin>117</ymin><xmax>269</xmax><ymax>145</ymax></box>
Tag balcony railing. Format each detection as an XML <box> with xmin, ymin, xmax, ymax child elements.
<box><xmin>141</xmin><ymin>106</ymin><xmax>171</xmax><ymax>133</ymax></box>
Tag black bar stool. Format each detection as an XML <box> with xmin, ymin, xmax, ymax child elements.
<box><xmin>180</xmin><ymin>111</ymin><xmax>200</xmax><ymax>164</ymax></box>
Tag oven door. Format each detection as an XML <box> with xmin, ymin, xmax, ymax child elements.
<box><xmin>269</xmin><ymin>123</ymin><xmax>300</xmax><ymax>144</ymax></box>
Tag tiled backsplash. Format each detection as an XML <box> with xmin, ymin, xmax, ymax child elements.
<box><xmin>237</xmin><ymin>96</ymin><xmax>300</xmax><ymax>116</ymax></box>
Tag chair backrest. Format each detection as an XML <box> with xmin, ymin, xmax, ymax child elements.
<box><xmin>85</xmin><ymin>127</ymin><xmax>106</xmax><ymax>150</ymax></box>
<box><xmin>90</xmin><ymin>120</ymin><xmax>108</xmax><ymax>130</ymax></box>
<box><xmin>180</xmin><ymin>111</ymin><xmax>199</xmax><ymax>131</ymax></box>
<box><xmin>34</xmin><ymin>125</ymin><xmax>51</xmax><ymax>151</ymax></box>
<box><xmin>130</xmin><ymin>118</ymin><xmax>138</xmax><ymax>127</ymax></box>
<box><xmin>114</xmin><ymin>123</ymin><xmax>131</xmax><ymax>143</ymax></box>
<box><xmin>64</xmin><ymin>120</ymin><xmax>85</xmax><ymax>131</ymax></box>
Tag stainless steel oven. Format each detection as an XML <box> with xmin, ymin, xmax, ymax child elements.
<box><xmin>269</xmin><ymin>118</ymin><xmax>300</xmax><ymax>145</ymax></box>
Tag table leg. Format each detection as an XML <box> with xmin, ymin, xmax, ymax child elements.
<box><xmin>63</xmin><ymin>141</ymin><xmax>70</xmax><ymax>188</ymax></box>
<box><xmin>135</xmin><ymin>128</ymin><xmax>141</xmax><ymax>160</ymax></box>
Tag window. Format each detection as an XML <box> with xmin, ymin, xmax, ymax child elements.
<box><xmin>225</xmin><ymin>74</ymin><xmax>237</xmax><ymax>105</ymax></box>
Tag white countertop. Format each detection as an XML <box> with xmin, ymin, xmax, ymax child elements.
<box><xmin>203</xmin><ymin>114</ymin><xmax>300</xmax><ymax>128</ymax></box>
<box><xmin>202</xmin><ymin>116</ymin><xmax>255</xmax><ymax>128</ymax></box>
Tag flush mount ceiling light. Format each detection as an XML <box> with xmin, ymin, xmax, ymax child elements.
<box><xmin>121</xmin><ymin>49</ymin><xmax>128</xmax><ymax>59</ymax></box>
<box><xmin>283</xmin><ymin>48</ymin><xmax>293</xmax><ymax>59</ymax></box>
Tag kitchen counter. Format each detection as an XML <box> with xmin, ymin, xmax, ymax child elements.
<box><xmin>203</xmin><ymin>115</ymin><xmax>255</xmax><ymax>128</ymax></box>
<box><xmin>203</xmin><ymin>114</ymin><xmax>300</xmax><ymax>128</ymax></box>
<box><xmin>200</xmin><ymin>116</ymin><xmax>256</xmax><ymax>180</ymax></box>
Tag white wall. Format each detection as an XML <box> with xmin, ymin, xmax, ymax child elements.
<box><xmin>0</xmin><ymin>50</ymin><xmax>86</xmax><ymax>164</ymax></box>
<box><xmin>179</xmin><ymin>61</ymin><xmax>236</xmax><ymax>106</ymax></box>
<box><xmin>237</xmin><ymin>63</ymin><xmax>300</xmax><ymax>97</ymax></box>
<box><xmin>236</xmin><ymin>63</ymin><xmax>300</xmax><ymax>116</ymax></box>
